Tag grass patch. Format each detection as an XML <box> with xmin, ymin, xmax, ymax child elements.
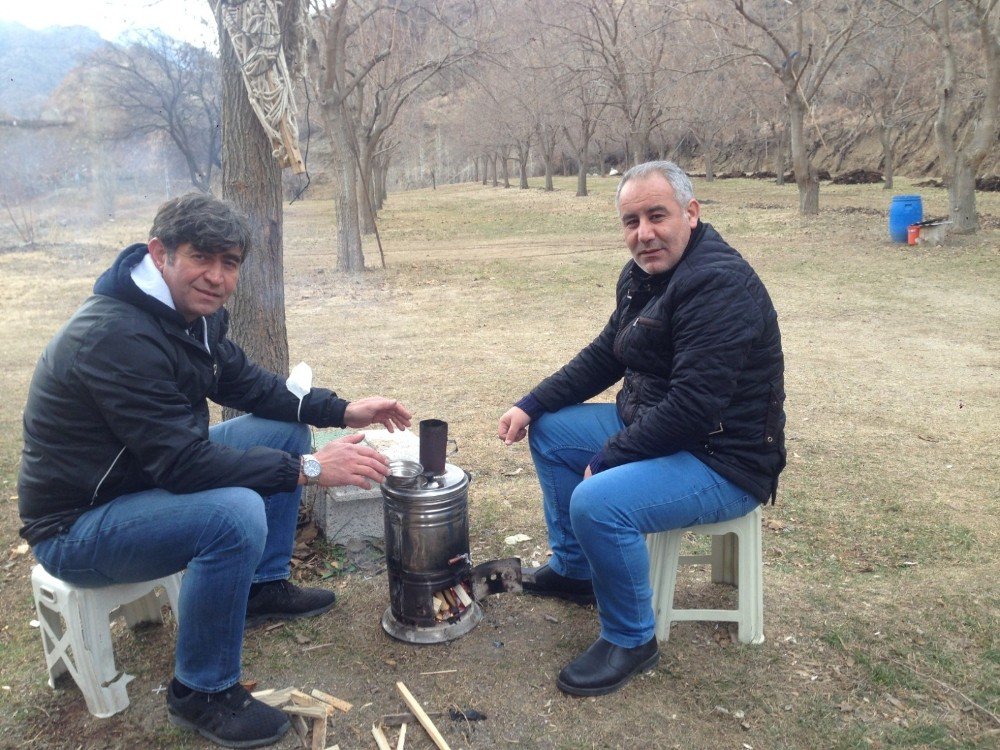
<box><xmin>0</xmin><ymin>175</ymin><xmax>996</xmax><ymax>749</ymax></box>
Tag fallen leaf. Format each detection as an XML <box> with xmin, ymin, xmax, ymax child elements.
<box><xmin>503</xmin><ymin>533</ymin><xmax>532</xmax><ymax>545</ymax></box>
<box><xmin>502</xmin><ymin>468</ymin><xmax>523</xmax><ymax>476</ymax></box>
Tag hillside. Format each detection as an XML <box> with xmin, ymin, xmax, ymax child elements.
<box><xmin>0</xmin><ymin>22</ymin><xmax>104</xmax><ymax>117</ymax></box>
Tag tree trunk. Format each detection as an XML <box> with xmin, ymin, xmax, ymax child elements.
<box><xmin>217</xmin><ymin>4</ymin><xmax>289</xmax><ymax>417</ymax></box>
<box><xmin>788</xmin><ymin>95</ymin><xmax>819</xmax><ymax>214</ymax></box>
<box><xmin>880</xmin><ymin>126</ymin><xmax>895</xmax><ymax>190</ymax></box>
<box><xmin>517</xmin><ymin>144</ymin><xmax>529</xmax><ymax>189</ymax></box>
<box><xmin>327</xmin><ymin>109</ymin><xmax>364</xmax><ymax>272</ymax></box>
<box><xmin>473</xmin><ymin>156</ymin><xmax>480</xmax><ymax>183</ymax></box>
<box><xmin>948</xmin><ymin>159</ymin><xmax>978</xmax><ymax>234</ymax></box>
<box><xmin>491</xmin><ymin>154</ymin><xmax>498</xmax><ymax>187</ymax></box>
<box><xmin>358</xmin><ymin>143</ymin><xmax>376</xmax><ymax>236</ymax></box>
<box><xmin>575</xmin><ymin>143</ymin><xmax>589</xmax><ymax>197</ymax></box>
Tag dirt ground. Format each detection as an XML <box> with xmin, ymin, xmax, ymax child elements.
<box><xmin>0</xmin><ymin>176</ymin><xmax>997</xmax><ymax>749</ymax></box>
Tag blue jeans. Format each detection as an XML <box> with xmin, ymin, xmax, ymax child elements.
<box><xmin>528</xmin><ymin>404</ymin><xmax>758</xmax><ymax>648</ymax></box>
<box><xmin>32</xmin><ymin>416</ymin><xmax>310</xmax><ymax>692</ymax></box>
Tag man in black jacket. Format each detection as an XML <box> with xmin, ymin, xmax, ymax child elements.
<box><xmin>19</xmin><ymin>193</ymin><xmax>411</xmax><ymax>748</ymax></box>
<box><xmin>498</xmin><ymin>161</ymin><xmax>785</xmax><ymax>697</ymax></box>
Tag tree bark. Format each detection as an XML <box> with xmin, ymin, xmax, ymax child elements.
<box><xmin>575</xmin><ymin>143</ymin><xmax>589</xmax><ymax>197</ymax></box>
<box><xmin>215</xmin><ymin>2</ymin><xmax>290</xmax><ymax>419</ymax></box>
<box><xmin>788</xmin><ymin>95</ymin><xmax>819</xmax><ymax>214</ymax></box>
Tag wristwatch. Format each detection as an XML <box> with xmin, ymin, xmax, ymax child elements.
<box><xmin>300</xmin><ymin>454</ymin><xmax>322</xmax><ymax>486</ymax></box>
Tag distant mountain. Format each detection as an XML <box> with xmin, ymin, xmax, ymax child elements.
<box><xmin>0</xmin><ymin>22</ymin><xmax>105</xmax><ymax>117</ymax></box>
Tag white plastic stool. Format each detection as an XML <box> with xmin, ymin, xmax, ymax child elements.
<box><xmin>647</xmin><ymin>506</ymin><xmax>764</xmax><ymax>644</ymax></box>
<box><xmin>30</xmin><ymin>564</ymin><xmax>183</xmax><ymax>717</ymax></box>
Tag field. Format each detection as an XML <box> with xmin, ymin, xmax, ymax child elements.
<box><xmin>0</xmin><ymin>175</ymin><xmax>997</xmax><ymax>749</ymax></box>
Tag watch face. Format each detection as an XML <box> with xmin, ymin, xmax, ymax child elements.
<box><xmin>303</xmin><ymin>455</ymin><xmax>322</xmax><ymax>478</ymax></box>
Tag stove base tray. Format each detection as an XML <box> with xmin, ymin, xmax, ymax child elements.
<box><xmin>381</xmin><ymin>603</ymin><xmax>483</xmax><ymax>644</ymax></box>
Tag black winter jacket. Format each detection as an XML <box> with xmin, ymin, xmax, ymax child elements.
<box><xmin>18</xmin><ymin>244</ymin><xmax>349</xmax><ymax>544</ymax></box>
<box><xmin>531</xmin><ymin>222</ymin><xmax>786</xmax><ymax>502</ymax></box>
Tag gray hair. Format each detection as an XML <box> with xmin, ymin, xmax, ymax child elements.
<box><xmin>615</xmin><ymin>161</ymin><xmax>695</xmax><ymax>211</ymax></box>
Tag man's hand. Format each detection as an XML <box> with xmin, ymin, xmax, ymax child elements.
<box><xmin>312</xmin><ymin>433</ymin><xmax>390</xmax><ymax>489</ymax></box>
<box><xmin>344</xmin><ymin>397</ymin><xmax>412</xmax><ymax>432</ymax></box>
<box><xmin>498</xmin><ymin>406</ymin><xmax>531</xmax><ymax>445</ymax></box>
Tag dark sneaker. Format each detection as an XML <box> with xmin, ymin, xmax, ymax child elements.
<box><xmin>245</xmin><ymin>579</ymin><xmax>336</xmax><ymax>625</ymax></box>
<box><xmin>167</xmin><ymin>679</ymin><xmax>290</xmax><ymax>748</ymax></box>
<box><xmin>556</xmin><ymin>636</ymin><xmax>660</xmax><ymax>697</ymax></box>
<box><xmin>521</xmin><ymin>564</ymin><xmax>596</xmax><ymax>606</ymax></box>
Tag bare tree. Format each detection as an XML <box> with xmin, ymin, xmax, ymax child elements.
<box><xmin>556</xmin><ymin>0</ymin><xmax>678</xmax><ymax>167</ymax></box>
<box><xmin>91</xmin><ymin>32</ymin><xmax>221</xmax><ymax>193</ymax></box>
<box><xmin>842</xmin><ymin>16</ymin><xmax>928</xmax><ymax>190</ymax></box>
<box><xmin>306</xmin><ymin>0</ymin><xmax>485</xmax><ymax>271</ymax></box>
<box><xmin>703</xmin><ymin>0</ymin><xmax>869</xmax><ymax>214</ymax></box>
<box><xmin>883</xmin><ymin>0</ymin><xmax>998</xmax><ymax>233</ymax></box>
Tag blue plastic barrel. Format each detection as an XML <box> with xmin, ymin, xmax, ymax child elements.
<box><xmin>889</xmin><ymin>195</ymin><xmax>923</xmax><ymax>242</ymax></box>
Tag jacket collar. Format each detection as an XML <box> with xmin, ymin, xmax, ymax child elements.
<box><xmin>93</xmin><ymin>243</ymin><xmax>188</xmax><ymax>328</ymax></box>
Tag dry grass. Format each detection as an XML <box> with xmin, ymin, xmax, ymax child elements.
<box><xmin>0</xmin><ymin>176</ymin><xmax>997</xmax><ymax>749</ymax></box>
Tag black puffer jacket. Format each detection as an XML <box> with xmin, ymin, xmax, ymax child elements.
<box><xmin>531</xmin><ymin>222</ymin><xmax>786</xmax><ymax>502</ymax></box>
<box><xmin>18</xmin><ymin>244</ymin><xmax>349</xmax><ymax>544</ymax></box>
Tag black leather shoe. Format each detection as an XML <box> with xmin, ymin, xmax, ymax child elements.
<box><xmin>556</xmin><ymin>637</ymin><xmax>659</xmax><ymax>696</ymax></box>
<box><xmin>245</xmin><ymin>580</ymin><xmax>336</xmax><ymax>626</ymax></box>
<box><xmin>521</xmin><ymin>564</ymin><xmax>596</xmax><ymax>606</ymax></box>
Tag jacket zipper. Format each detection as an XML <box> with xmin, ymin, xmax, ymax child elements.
<box><xmin>92</xmin><ymin>446</ymin><xmax>127</xmax><ymax>504</ymax></box>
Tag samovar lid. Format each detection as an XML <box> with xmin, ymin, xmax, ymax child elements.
<box><xmin>381</xmin><ymin>461</ymin><xmax>469</xmax><ymax>501</ymax></box>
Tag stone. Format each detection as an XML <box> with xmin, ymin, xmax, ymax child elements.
<box><xmin>312</xmin><ymin>428</ymin><xmax>420</xmax><ymax>543</ymax></box>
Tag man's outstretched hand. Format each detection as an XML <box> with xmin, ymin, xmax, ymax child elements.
<box><xmin>344</xmin><ymin>397</ymin><xmax>412</xmax><ymax>432</ymax></box>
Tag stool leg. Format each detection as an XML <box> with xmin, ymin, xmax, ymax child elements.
<box><xmin>161</xmin><ymin>572</ymin><xmax>183</xmax><ymax>627</ymax></box>
<box><xmin>121</xmin><ymin>591</ymin><xmax>165</xmax><ymax>630</ymax></box>
<box><xmin>736</xmin><ymin>513</ymin><xmax>765</xmax><ymax>645</ymax></box>
<box><xmin>73</xmin><ymin>589</ymin><xmax>133</xmax><ymax>717</ymax></box>
<box><xmin>650</xmin><ymin>530</ymin><xmax>683</xmax><ymax>641</ymax></box>
<box><xmin>32</xmin><ymin>584</ymin><xmax>70</xmax><ymax>686</ymax></box>
<box><xmin>711</xmin><ymin>533</ymin><xmax>739</xmax><ymax>586</ymax></box>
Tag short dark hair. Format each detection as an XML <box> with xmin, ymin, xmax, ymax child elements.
<box><xmin>149</xmin><ymin>193</ymin><xmax>252</xmax><ymax>258</ymax></box>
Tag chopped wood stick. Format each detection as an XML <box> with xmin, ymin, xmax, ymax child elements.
<box><xmin>252</xmin><ymin>687</ymin><xmax>296</xmax><ymax>706</ymax></box>
<box><xmin>311</xmin><ymin>716</ymin><xmax>327</xmax><ymax>750</ymax></box>
<box><xmin>395</xmin><ymin>682</ymin><xmax>451</xmax><ymax>750</ymax></box>
<box><xmin>419</xmin><ymin>670</ymin><xmax>458</xmax><ymax>676</ymax></box>
<box><xmin>454</xmin><ymin>585</ymin><xmax>473</xmax><ymax>607</ymax></box>
<box><xmin>310</xmin><ymin>688</ymin><xmax>353</xmax><ymax>713</ymax></box>
<box><xmin>290</xmin><ymin>690</ymin><xmax>327</xmax><ymax>708</ymax></box>
<box><xmin>290</xmin><ymin>715</ymin><xmax>310</xmax><ymax>749</ymax></box>
<box><xmin>283</xmin><ymin>705</ymin><xmax>329</xmax><ymax>720</ymax></box>
<box><xmin>371</xmin><ymin>724</ymin><xmax>392</xmax><ymax>750</ymax></box>
<box><xmin>302</xmin><ymin>642</ymin><xmax>335</xmax><ymax>653</ymax></box>
<box><xmin>396</xmin><ymin>722</ymin><xmax>407</xmax><ymax>750</ymax></box>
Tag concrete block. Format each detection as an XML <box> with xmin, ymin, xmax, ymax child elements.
<box><xmin>313</xmin><ymin>429</ymin><xmax>420</xmax><ymax>544</ymax></box>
